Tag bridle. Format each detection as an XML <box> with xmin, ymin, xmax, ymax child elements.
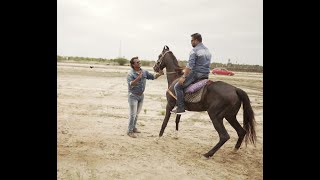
<box><xmin>157</xmin><ymin>50</ymin><xmax>177</xmax><ymax>75</ymax></box>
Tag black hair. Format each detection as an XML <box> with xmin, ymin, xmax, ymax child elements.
<box><xmin>130</xmin><ymin>56</ymin><xmax>139</xmax><ymax>68</ymax></box>
<box><xmin>191</xmin><ymin>33</ymin><xmax>202</xmax><ymax>42</ymax></box>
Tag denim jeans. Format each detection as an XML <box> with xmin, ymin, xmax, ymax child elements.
<box><xmin>174</xmin><ymin>71</ymin><xmax>208</xmax><ymax>109</ymax></box>
<box><xmin>128</xmin><ymin>93</ymin><xmax>144</xmax><ymax>133</ymax></box>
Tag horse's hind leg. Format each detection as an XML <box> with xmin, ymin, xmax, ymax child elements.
<box><xmin>204</xmin><ymin>112</ymin><xmax>230</xmax><ymax>158</ymax></box>
<box><xmin>225</xmin><ymin>115</ymin><xmax>246</xmax><ymax>151</ymax></box>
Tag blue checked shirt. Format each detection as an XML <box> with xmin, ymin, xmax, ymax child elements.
<box><xmin>186</xmin><ymin>42</ymin><xmax>212</xmax><ymax>74</ymax></box>
<box><xmin>127</xmin><ymin>68</ymin><xmax>155</xmax><ymax>95</ymax></box>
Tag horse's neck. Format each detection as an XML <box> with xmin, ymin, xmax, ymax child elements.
<box><xmin>167</xmin><ymin>76</ymin><xmax>177</xmax><ymax>88</ymax></box>
<box><xmin>166</xmin><ymin>62</ymin><xmax>182</xmax><ymax>88</ymax></box>
<box><xmin>167</xmin><ymin>77</ymin><xmax>181</xmax><ymax>89</ymax></box>
<box><xmin>165</xmin><ymin>60</ymin><xmax>178</xmax><ymax>73</ymax></box>
<box><xmin>163</xmin><ymin>52</ymin><xmax>183</xmax><ymax>88</ymax></box>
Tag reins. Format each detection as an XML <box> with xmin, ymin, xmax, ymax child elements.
<box><xmin>158</xmin><ymin>50</ymin><xmax>179</xmax><ymax>76</ymax></box>
<box><xmin>158</xmin><ymin>50</ymin><xmax>171</xmax><ymax>67</ymax></box>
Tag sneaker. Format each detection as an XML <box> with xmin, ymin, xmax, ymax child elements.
<box><xmin>170</xmin><ymin>107</ymin><xmax>186</xmax><ymax>115</ymax></box>
<box><xmin>133</xmin><ymin>128</ymin><xmax>141</xmax><ymax>133</ymax></box>
<box><xmin>127</xmin><ymin>132</ymin><xmax>137</xmax><ymax>138</ymax></box>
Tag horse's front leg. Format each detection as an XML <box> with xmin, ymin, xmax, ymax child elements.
<box><xmin>159</xmin><ymin>104</ymin><xmax>173</xmax><ymax>137</ymax></box>
<box><xmin>174</xmin><ymin>114</ymin><xmax>181</xmax><ymax>139</ymax></box>
<box><xmin>155</xmin><ymin>98</ymin><xmax>175</xmax><ymax>143</ymax></box>
<box><xmin>155</xmin><ymin>105</ymin><xmax>172</xmax><ymax>144</ymax></box>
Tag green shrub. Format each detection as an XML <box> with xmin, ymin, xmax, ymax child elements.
<box><xmin>114</xmin><ymin>58</ymin><xmax>128</xmax><ymax>65</ymax></box>
<box><xmin>141</xmin><ymin>60</ymin><xmax>150</xmax><ymax>66</ymax></box>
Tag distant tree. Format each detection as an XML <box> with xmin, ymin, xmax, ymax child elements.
<box><xmin>114</xmin><ymin>58</ymin><xmax>128</xmax><ymax>65</ymax></box>
<box><xmin>178</xmin><ymin>60</ymin><xmax>187</xmax><ymax>67</ymax></box>
<box><xmin>140</xmin><ymin>60</ymin><xmax>150</xmax><ymax>66</ymax></box>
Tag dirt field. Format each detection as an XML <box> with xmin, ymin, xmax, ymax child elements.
<box><xmin>57</xmin><ymin>62</ymin><xmax>263</xmax><ymax>180</ymax></box>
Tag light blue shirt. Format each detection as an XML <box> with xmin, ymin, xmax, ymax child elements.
<box><xmin>186</xmin><ymin>42</ymin><xmax>212</xmax><ymax>74</ymax></box>
<box><xmin>127</xmin><ymin>68</ymin><xmax>155</xmax><ymax>95</ymax></box>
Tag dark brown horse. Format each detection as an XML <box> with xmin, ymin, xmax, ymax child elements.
<box><xmin>153</xmin><ymin>45</ymin><xmax>256</xmax><ymax>158</ymax></box>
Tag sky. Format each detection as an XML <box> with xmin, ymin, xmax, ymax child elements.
<box><xmin>57</xmin><ymin>0</ymin><xmax>263</xmax><ymax>66</ymax></box>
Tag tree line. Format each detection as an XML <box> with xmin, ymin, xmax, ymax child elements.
<box><xmin>57</xmin><ymin>55</ymin><xmax>262</xmax><ymax>73</ymax></box>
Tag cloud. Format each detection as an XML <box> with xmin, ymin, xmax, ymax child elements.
<box><xmin>58</xmin><ymin>0</ymin><xmax>263</xmax><ymax>65</ymax></box>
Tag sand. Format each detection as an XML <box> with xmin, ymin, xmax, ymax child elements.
<box><xmin>57</xmin><ymin>62</ymin><xmax>263</xmax><ymax>180</ymax></box>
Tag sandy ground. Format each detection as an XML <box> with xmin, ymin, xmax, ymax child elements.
<box><xmin>57</xmin><ymin>62</ymin><xmax>263</xmax><ymax>180</ymax></box>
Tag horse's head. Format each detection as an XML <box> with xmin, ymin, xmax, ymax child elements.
<box><xmin>153</xmin><ymin>45</ymin><xmax>171</xmax><ymax>73</ymax></box>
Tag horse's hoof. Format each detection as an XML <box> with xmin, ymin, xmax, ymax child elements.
<box><xmin>202</xmin><ymin>153</ymin><xmax>210</xmax><ymax>159</ymax></box>
<box><xmin>200</xmin><ymin>155</ymin><xmax>209</xmax><ymax>160</ymax></box>
<box><xmin>232</xmin><ymin>148</ymin><xmax>238</xmax><ymax>153</ymax></box>
<box><xmin>154</xmin><ymin>137</ymin><xmax>160</xmax><ymax>144</ymax></box>
<box><xmin>173</xmin><ymin>131</ymin><xmax>179</xmax><ymax>139</ymax></box>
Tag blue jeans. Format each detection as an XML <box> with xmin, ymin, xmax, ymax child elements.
<box><xmin>128</xmin><ymin>93</ymin><xmax>144</xmax><ymax>133</ymax></box>
<box><xmin>174</xmin><ymin>71</ymin><xmax>208</xmax><ymax>109</ymax></box>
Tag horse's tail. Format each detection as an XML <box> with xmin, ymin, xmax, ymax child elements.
<box><xmin>236</xmin><ymin>88</ymin><xmax>257</xmax><ymax>146</ymax></box>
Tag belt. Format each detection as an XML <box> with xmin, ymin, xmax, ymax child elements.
<box><xmin>132</xmin><ymin>92</ymin><xmax>143</xmax><ymax>96</ymax></box>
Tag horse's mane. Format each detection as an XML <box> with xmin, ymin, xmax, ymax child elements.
<box><xmin>162</xmin><ymin>49</ymin><xmax>183</xmax><ymax>73</ymax></box>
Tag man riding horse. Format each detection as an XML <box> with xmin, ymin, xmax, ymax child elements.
<box><xmin>171</xmin><ymin>33</ymin><xmax>212</xmax><ymax>114</ymax></box>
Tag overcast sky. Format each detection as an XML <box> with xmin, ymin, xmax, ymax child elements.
<box><xmin>57</xmin><ymin>0</ymin><xmax>263</xmax><ymax>65</ymax></box>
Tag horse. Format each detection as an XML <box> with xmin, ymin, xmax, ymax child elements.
<box><xmin>153</xmin><ymin>45</ymin><xmax>256</xmax><ymax>158</ymax></box>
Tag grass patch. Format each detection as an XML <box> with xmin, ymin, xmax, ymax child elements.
<box><xmin>160</xmin><ymin>110</ymin><xmax>165</xmax><ymax>116</ymax></box>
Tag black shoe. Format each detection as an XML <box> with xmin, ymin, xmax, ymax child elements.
<box><xmin>127</xmin><ymin>132</ymin><xmax>137</xmax><ymax>138</ymax></box>
<box><xmin>170</xmin><ymin>107</ymin><xmax>185</xmax><ymax>115</ymax></box>
<box><xmin>133</xmin><ymin>128</ymin><xmax>141</xmax><ymax>133</ymax></box>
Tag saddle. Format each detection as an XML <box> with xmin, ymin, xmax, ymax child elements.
<box><xmin>167</xmin><ymin>79</ymin><xmax>214</xmax><ymax>103</ymax></box>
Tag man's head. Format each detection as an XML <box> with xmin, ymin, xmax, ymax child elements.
<box><xmin>130</xmin><ymin>56</ymin><xmax>141</xmax><ymax>69</ymax></box>
<box><xmin>191</xmin><ymin>33</ymin><xmax>202</xmax><ymax>47</ymax></box>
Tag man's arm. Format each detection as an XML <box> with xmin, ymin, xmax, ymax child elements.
<box><xmin>182</xmin><ymin>67</ymin><xmax>191</xmax><ymax>78</ymax></box>
<box><xmin>185</xmin><ymin>50</ymin><xmax>196</xmax><ymax>74</ymax></box>
<box><xmin>145</xmin><ymin>70</ymin><xmax>163</xmax><ymax>80</ymax></box>
<box><xmin>178</xmin><ymin>50</ymin><xmax>195</xmax><ymax>85</ymax></box>
<box><xmin>153</xmin><ymin>70</ymin><xmax>164</xmax><ymax>79</ymax></box>
<box><xmin>130</xmin><ymin>71</ymin><xmax>143</xmax><ymax>86</ymax></box>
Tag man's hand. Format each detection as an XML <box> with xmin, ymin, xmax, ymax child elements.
<box><xmin>131</xmin><ymin>70</ymin><xmax>143</xmax><ymax>86</ymax></box>
<box><xmin>137</xmin><ymin>71</ymin><xmax>143</xmax><ymax>79</ymax></box>
<box><xmin>178</xmin><ymin>77</ymin><xmax>185</xmax><ymax>85</ymax></box>
<box><xmin>154</xmin><ymin>73</ymin><xmax>161</xmax><ymax>79</ymax></box>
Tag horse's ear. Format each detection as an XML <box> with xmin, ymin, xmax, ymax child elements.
<box><xmin>163</xmin><ymin>46</ymin><xmax>166</xmax><ymax>51</ymax></box>
<box><xmin>165</xmin><ymin>45</ymin><xmax>169</xmax><ymax>50</ymax></box>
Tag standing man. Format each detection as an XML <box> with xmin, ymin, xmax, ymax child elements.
<box><xmin>127</xmin><ymin>56</ymin><xmax>163</xmax><ymax>138</ymax></box>
<box><xmin>171</xmin><ymin>33</ymin><xmax>212</xmax><ymax>114</ymax></box>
